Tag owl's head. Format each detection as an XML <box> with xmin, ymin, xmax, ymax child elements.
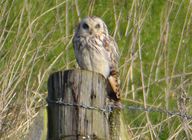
<box><xmin>75</xmin><ymin>16</ymin><xmax>109</xmax><ymax>37</ymax></box>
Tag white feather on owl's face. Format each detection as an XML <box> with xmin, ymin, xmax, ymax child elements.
<box><xmin>75</xmin><ymin>17</ymin><xmax>109</xmax><ymax>37</ymax></box>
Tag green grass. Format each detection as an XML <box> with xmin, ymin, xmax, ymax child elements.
<box><xmin>0</xmin><ymin>0</ymin><xmax>192</xmax><ymax>139</ymax></box>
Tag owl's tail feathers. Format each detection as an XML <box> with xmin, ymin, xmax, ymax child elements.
<box><xmin>107</xmin><ymin>68</ymin><xmax>121</xmax><ymax>97</ymax></box>
<box><xmin>107</xmin><ymin>75</ymin><xmax>120</xmax><ymax>100</ymax></box>
<box><xmin>106</xmin><ymin>76</ymin><xmax>123</xmax><ymax>109</ymax></box>
<box><xmin>106</xmin><ymin>68</ymin><xmax>123</xmax><ymax>108</ymax></box>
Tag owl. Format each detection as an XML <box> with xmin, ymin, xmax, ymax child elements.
<box><xmin>73</xmin><ymin>16</ymin><xmax>121</xmax><ymax>103</ymax></box>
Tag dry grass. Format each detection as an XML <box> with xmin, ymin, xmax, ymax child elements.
<box><xmin>0</xmin><ymin>0</ymin><xmax>192</xmax><ymax>139</ymax></box>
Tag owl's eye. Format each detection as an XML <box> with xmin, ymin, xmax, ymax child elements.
<box><xmin>95</xmin><ymin>24</ymin><xmax>100</xmax><ymax>29</ymax></box>
<box><xmin>82</xmin><ymin>23</ymin><xmax>89</xmax><ymax>29</ymax></box>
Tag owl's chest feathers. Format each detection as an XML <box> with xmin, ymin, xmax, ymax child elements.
<box><xmin>75</xmin><ymin>36</ymin><xmax>110</xmax><ymax>78</ymax></box>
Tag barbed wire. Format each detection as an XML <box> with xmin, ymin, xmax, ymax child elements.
<box><xmin>47</xmin><ymin>98</ymin><xmax>111</xmax><ymax>113</ymax></box>
<box><xmin>125</xmin><ymin>105</ymin><xmax>192</xmax><ymax>120</ymax></box>
<box><xmin>47</xmin><ymin>98</ymin><xmax>192</xmax><ymax>120</ymax></box>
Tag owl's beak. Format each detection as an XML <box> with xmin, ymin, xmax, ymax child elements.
<box><xmin>89</xmin><ymin>29</ymin><xmax>93</xmax><ymax>35</ymax></box>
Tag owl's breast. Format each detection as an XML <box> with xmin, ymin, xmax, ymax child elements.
<box><xmin>74</xmin><ymin>37</ymin><xmax>110</xmax><ymax>78</ymax></box>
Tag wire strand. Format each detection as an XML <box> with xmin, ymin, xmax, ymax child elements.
<box><xmin>46</xmin><ymin>98</ymin><xmax>192</xmax><ymax>120</ymax></box>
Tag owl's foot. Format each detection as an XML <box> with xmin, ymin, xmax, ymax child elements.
<box><xmin>114</xmin><ymin>101</ymin><xmax>124</xmax><ymax>109</ymax></box>
<box><xmin>107</xmin><ymin>99</ymin><xmax>123</xmax><ymax>110</ymax></box>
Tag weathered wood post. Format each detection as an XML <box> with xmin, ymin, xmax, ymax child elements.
<box><xmin>109</xmin><ymin>109</ymin><xmax>121</xmax><ymax>140</ymax></box>
<box><xmin>47</xmin><ymin>69</ymin><xmax>110</xmax><ymax>140</ymax></box>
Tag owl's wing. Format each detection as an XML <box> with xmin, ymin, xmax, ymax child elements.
<box><xmin>104</xmin><ymin>36</ymin><xmax>121</xmax><ymax>101</ymax></box>
<box><xmin>103</xmin><ymin>36</ymin><xmax>119</xmax><ymax>67</ymax></box>
<box><xmin>108</xmin><ymin>36</ymin><xmax>120</xmax><ymax>68</ymax></box>
<box><xmin>73</xmin><ymin>36</ymin><xmax>81</xmax><ymax>66</ymax></box>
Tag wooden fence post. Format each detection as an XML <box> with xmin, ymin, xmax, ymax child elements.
<box><xmin>47</xmin><ymin>69</ymin><xmax>111</xmax><ymax>140</ymax></box>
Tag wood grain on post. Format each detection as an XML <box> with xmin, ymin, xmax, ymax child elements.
<box><xmin>47</xmin><ymin>69</ymin><xmax>110</xmax><ymax>140</ymax></box>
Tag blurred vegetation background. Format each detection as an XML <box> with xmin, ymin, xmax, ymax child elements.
<box><xmin>0</xmin><ymin>0</ymin><xmax>192</xmax><ymax>139</ymax></box>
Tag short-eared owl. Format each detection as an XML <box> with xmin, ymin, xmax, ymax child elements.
<box><xmin>73</xmin><ymin>16</ymin><xmax>120</xmax><ymax>101</ymax></box>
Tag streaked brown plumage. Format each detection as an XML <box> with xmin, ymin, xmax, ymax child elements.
<box><xmin>73</xmin><ymin>16</ymin><xmax>120</xmax><ymax>101</ymax></box>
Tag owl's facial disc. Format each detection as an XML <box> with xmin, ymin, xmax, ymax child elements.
<box><xmin>78</xmin><ymin>17</ymin><xmax>108</xmax><ymax>37</ymax></box>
